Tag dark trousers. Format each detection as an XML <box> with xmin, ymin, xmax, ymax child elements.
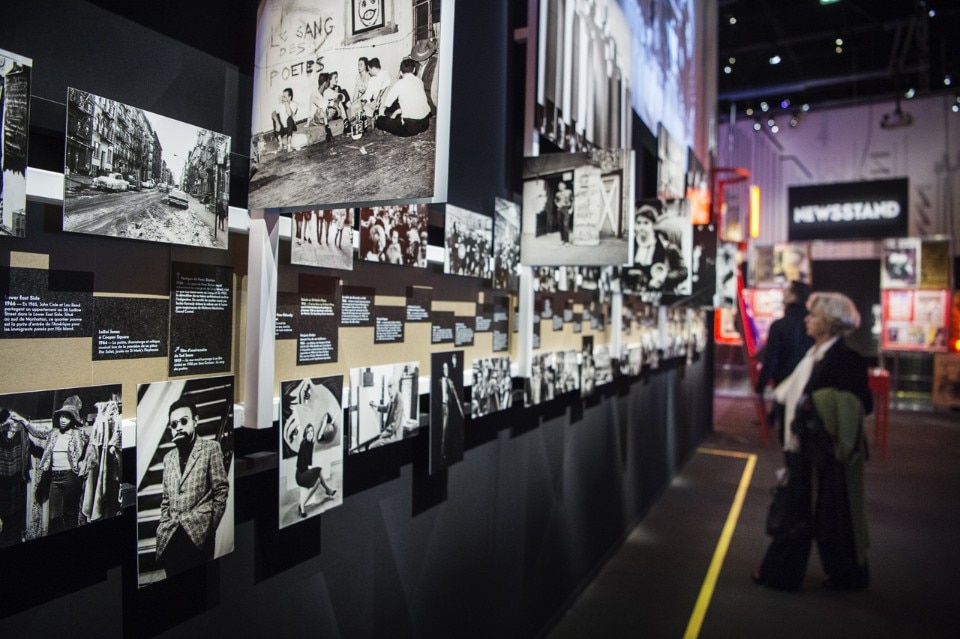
<box><xmin>0</xmin><ymin>475</ymin><xmax>26</xmax><ymax>546</ymax></box>
<box><xmin>48</xmin><ymin>471</ymin><xmax>82</xmax><ymax>534</ymax></box>
<box><xmin>757</xmin><ymin>451</ymin><xmax>813</xmax><ymax>590</ymax></box>
<box><xmin>162</xmin><ymin>525</ymin><xmax>214</xmax><ymax>578</ymax></box>
<box><xmin>375</xmin><ymin>114</ymin><xmax>430</xmax><ymax>137</ymax></box>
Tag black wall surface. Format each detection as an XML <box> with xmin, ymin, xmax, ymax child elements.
<box><xmin>0</xmin><ymin>1</ymin><xmax>715</xmax><ymax>637</ymax></box>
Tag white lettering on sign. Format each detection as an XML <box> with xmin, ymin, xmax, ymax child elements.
<box><xmin>792</xmin><ymin>201</ymin><xmax>902</xmax><ymax>224</ymax></box>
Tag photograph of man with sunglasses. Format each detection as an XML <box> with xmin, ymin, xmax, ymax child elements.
<box><xmin>154</xmin><ymin>395</ymin><xmax>229</xmax><ymax>579</ymax></box>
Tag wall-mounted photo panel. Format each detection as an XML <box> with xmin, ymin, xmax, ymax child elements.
<box><xmin>279</xmin><ymin>376</ymin><xmax>343</xmax><ymax>528</ymax></box>
<box><xmin>348</xmin><ymin>361</ymin><xmax>420</xmax><ymax>454</ymax></box>
<box><xmin>63</xmin><ymin>88</ymin><xmax>230</xmax><ymax>249</ymax></box>
<box><xmin>524</xmin><ymin>351</ymin><xmax>556</xmax><ymax>407</ymax></box>
<box><xmin>750</xmin><ymin>244</ymin><xmax>776</xmax><ymax>288</ymax></box>
<box><xmin>715</xmin><ymin>241</ymin><xmax>739</xmax><ymax>309</ymax></box>
<box><xmin>444</xmin><ymin>205</ymin><xmax>492</xmax><ymax>279</ymax></box>
<box><xmin>535</xmin><ymin>0</ymin><xmax>632</xmax><ymax>152</ymax></box>
<box><xmin>429</xmin><ymin>351</ymin><xmax>464</xmax><ymax>474</ymax></box>
<box><xmin>555</xmin><ymin>349</ymin><xmax>580</xmax><ymax>395</ymax></box>
<box><xmin>881</xmin><ymin>238</ymin><xmax>919</xmax><ymax>289</ymax></box>
<box><xmin>249</xmin><ymin>0</ymin><xmax>454</xmax><ymax>209</ymax></box>
<box><xmin>932</xmin><ymin>353</ymin><xmax>960</xmax><ymax>408</ymax></box>
<box><xmin>882</xmin><ymin>289</ymin><xmax>950</xmax><ymax>352</ymax></box>
<box><xmin>471</xmin><ymin>356</ymin><xmax>512</xmax><ymax>418</ymax></box>
<box><xmin>493</xmin><ymin>197</ymin><xmax>520</xmax><ymax>290</ymax></box>
<box><xmin>136</xmin><ymin>376</ymin><xmax>234</xmax><ymax>587</ymax></box>
<box><xmin>657</xmin><ymin>124</ymin><xmax>686</xmax><ymax>201</ymax></box>
<box><xmin>291</xmin><ymin>209</ymin><xmax>355</xmax><ymax>270</ymax></box>
<box><xmin>622</xmin><ymin>199</ymin><xmax>691</xmax><ymax>297</ymax></box>
<box><xmin>593</xmin><ymin>345</ymin><xmax>613</xmax><ymax>386</ymax></box>
<box><xmin>0</xmin><ymin>48</ymin><xmax>31</xmax><ymax>238</ymax></box>
<box><xmin>521</xmin><ymin>149</ymin><xmax>634</xmax><ymax>266</ymax></box>
<box><xmin>358</xmin><ymin>204</ymin><xmax>428</xmax><ymax>266</ymax></box>
<box><xmin>580</xmin><ymin>335</ymin><xmax>596</xmax><ymax>398</ymax></box>
<box><xmin>0</xmin><ymin>384</ymin><xmax>121</xmax><ymax>549</ymax></box>
<box><xmin>772</xmin><ymin>242</ymin><xmax>811</xmax><ymax>286</ymax></box>
<box><xmin>919</xmin><ymin>238</ymin><xmax>952</xmax><ymax>290</ymax></box>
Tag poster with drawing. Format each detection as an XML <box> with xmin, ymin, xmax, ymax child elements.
<box><xmin>0</xmin><ymin>49</ymin><xmax>31</xmax><ymax>238</ymax></box>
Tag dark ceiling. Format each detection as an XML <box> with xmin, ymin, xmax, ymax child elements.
<box><xmin>717</xmin><ymin>0</ymin><xmax>960</xmax><ymax>121</ymax></box>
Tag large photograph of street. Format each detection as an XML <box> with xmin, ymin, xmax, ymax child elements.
<box><xmin>63</xmin><ymin>88</ymin><xmax>230</xmax><ymax>249</ymax></box>
<box><xmin>248</xmin><ymin>0</ymin><xmax>451</xmax><ymax>210</ymax></box>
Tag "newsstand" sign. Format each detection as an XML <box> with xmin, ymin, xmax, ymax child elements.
<box><xmin>788</xmin><ymin>177</ymin><xmax>909</xmax><ymax>241</ymax></box>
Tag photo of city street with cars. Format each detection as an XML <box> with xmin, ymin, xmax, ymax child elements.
<box><xmin>63</xmin><ymin>88</ymin><xmax>230</xmax><ymax>249</ymax></box>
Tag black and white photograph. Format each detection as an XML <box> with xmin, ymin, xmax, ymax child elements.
<box><xmin>521</xmin><ymin>149</ymin><xmax>633</xmax><ymax>266</ymax></box>
<box><xmin>622</xmin><ymin>199</ymin><xmax>692</xmax><ymax>297</ymax></box>
<box><xmin>249</xmin><ymin>0</ymin><xmax>453</xmax><ymax>209</ymax></box>
<box><xmin>0</xmin><ymin>384</ymin><xmax>121</xmax><ymax>549</ymax></box>
<box><xmin>593</xmin><ymin>344</ymin><xmax>613</xmax><ymax>387</ymax></box>
<box><xmin>63</xmin><ymin>88</ymin><xmax>230</xmax><ymax>249</ymax></box>
<box><xmin>470</xmin><ymin>356</ymin><xmax>512</xmax><ymax>418</ymax></box>
<box><xmin>657</xmin><ymin>123</ymin><xmax>686</xmax><ymax>201</ymax></box>
<box><xmin>663</xmin><ymin>306</ymin><xmax>689</xmax><ymax>360</ymax></box>
<box><xmin>291</xmin><ymin>209</ymin><xmax>355</xmax><ymax>270</ymax></box>
<box><xmin>348</xmin><ymin>361</ymin><xmax>420</xmax><ymax>454</ymax></box>
<box><xmin>580</xmin><ymin>335</ymin><xmax>596</xmax><ymax>398</ymax></box>
<box><xmin>524</xmin><ymin>351</ymin><xmax>556</xmax><ymax>407</ymax></box>
<box><xmin>493</xmin><ymin>197</ymin><xmax>521</xmax><ymax>290</ymax></box>
<box><xmin>358</xmin><ymin>204</ymin><xmax>429</xmax><ymax>266</ymax></box>
<box><xmin>136</xmin><ymin>376</ymin><xmax>234</xmax><ymax>587</ymax></box>
<box><xmin>555</xmin><ymin>349</ymin><xmax>580</xmax><ymax>395</ymax></box>
<box><xmin>444</xmin><ymin>204</ymin><xmax>492</xmax><ymax>279</ymax></box>
<box><xmin>535</xmin><ymin>0</ymin><xmax>632</xmax><ymax>152</ymax></box>
<box><xmin>279</xmin><ymin>376</ymin><xmax>343</xmax><ymax>528</ymax></box>
<box><xmin>881</xmin><ymin>237</ymin><xmax>920</xmax><ymax>289</ymax></box>
<box><xmin>750</xmin><ymin>244</ymin><xmax>776</xmax><ymax>288</ymax></box>
<box><xmin>715</xmin><ymin>241</ymin><xmax>738</xmax><ymax>309</ymax></box>
<box><xmin>429</xmin><ymin>351</ymin><xmax>464</xmax><ymax>474</ymax></box>
<box><xmin>0</xmin><ymin>48</ymin><xmax>31</xmax><ymax>238</ymax></box>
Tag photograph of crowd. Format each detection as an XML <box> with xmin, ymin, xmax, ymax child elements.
<box><xmin>493</xmin><ymin>198</ymin><xmax>521</xmax><ymax>290</ymax></box>
<box><xmin>279</xmin><ymin>376</ymin><xmax>343</xmax><ymax>528</ymax></box>
<box><xmin>470</xmin><ymin>356</ymin><xmax>513</xmax><ymax>418</ymax></box>
<box><xmin>715</xmin><ymin>241</ymin><xmax>738</xmax><ymax>309</ymax></box>
<box><xmin>291</xmin><ymin>209</ymin><xmax>355</xmax><ymax>270</ymax></box>
<box><xmin>249</xmin><ymin>0</ymin><xmax>451</xmax><ymax>209</ymax></box>
<box><xmin>555</xmin><ymin>349</ymin><xmax>580</xmax><ymax>395</ymax></box>
<box><xmin>136</xmin><ymin>376</ymin><xmax>234</xmax><ymax>587</ymax></box>
<box><xmin>348</xmin><ymin>361</ymin><xmax>421</xmax><ymax>454</ymax></box>
<box><xmin>0</xmin><ymin>48</ymin><xmax>30</xmax><ymax>238</ymax></box>
<box><xmin>359</xmin><ymin>204</ymin><xmax>429</xmax><ymax>266</ymax></box>
<box><xmin>444</xmin><ymin>205</ymin><xmax>492</xmax><ymax>279</ymax></box>
<box><xmin>622</xmin><ymin>199</ymin><xmax>692</xmax><ymax>297</ymax></box>
<box><xmin>535</xmin><ymin>0</ymin><xmax>632</xmax><ymax>153</ymax></box>
<box><xmin>430</xmin><ymin>351</ymin><xmax>464</xmax><ymax>474</ymax></box>
<box><xmin>581</xmin><ymin>335</ymin><xmax>596</xmax><ymax>397</ymax></box>
<box><xmin>64</xmin><ymin>89</ymin><xmax>230</xmax><ymax>249</ymax></box>
<box><xmin>0</xmin><ymin>384</ymin><xmax>122</xmax><ymax>549</ymax></box>
<box><xmin>521</xmin><ymin>149</ymin><xmax>633</xmax><ymax>266</ymax></box>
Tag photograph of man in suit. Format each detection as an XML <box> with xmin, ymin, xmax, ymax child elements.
<box><xmin>155</xmin><ymin>397</ymin><xmax>229</xmax><ymax>578</ymax></box>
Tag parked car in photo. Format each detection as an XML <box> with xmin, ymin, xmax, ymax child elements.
<box><xmin>166</xmin><ymin>188</ymin><xmax>189</xmax><ymax>208</ymax></box>
<box><xmin>125</xmin><ymin>174</ymin><xmax>141</xmax><ymax>191</ymax></box>
<box><xmin>92</xmin><ymin>172</ymin><xmax>129</xmax><ymax>192</ymax></box>
<box><xmin>141</xmin><ymin>179</ymin><xmax>156</xmax><ymax>189</ymax></box>
<box><xmin>158</xmin><ymin>182</ymin><xmax>170</xmax><ymax>193</ymax></box>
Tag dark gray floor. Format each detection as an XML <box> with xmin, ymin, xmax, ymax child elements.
<box><xmin>548</xmin><ymin>396</ymin><xmax>960</xmax><ymax>639</ymax></box>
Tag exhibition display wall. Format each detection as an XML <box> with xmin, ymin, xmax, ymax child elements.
<box><xmin>0</xmin><ymin>1</ymin><xmax>715</xmax><ymax>637</ymax></box>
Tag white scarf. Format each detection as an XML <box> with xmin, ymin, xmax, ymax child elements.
<box><xmin>774</xmin><ymin>336</ymin><xmax>838</xmax><ymax>452</ymax></box>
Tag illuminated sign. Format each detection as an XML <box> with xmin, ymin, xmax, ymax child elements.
<box><xmin>788</xmin><ymin>178</ymin><xmax>908</xmax><ymax>241</ymax></box>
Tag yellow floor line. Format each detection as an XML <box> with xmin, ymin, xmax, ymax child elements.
<box><xmin>683</xmin><ymin>448</ymin><xmax>758</xmax><ymax>639</ymax></box>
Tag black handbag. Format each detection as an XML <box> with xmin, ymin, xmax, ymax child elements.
<box><xmin>790</xmin><ymin>394</ymin><xmax>823</xmax><ymax>438</ymax></box>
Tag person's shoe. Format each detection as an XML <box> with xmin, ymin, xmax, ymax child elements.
<box><xmin>326</xmin><ymin>488</ymin><xmax>337</xmax><ymax>497</ymax></box>
<box><xmin>298</xmin><ymin>505</ymin><xmax>307</xmax><ymax>518</ymax></box>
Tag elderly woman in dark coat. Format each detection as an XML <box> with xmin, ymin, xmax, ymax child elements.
<box><xmin>754</xmin><ymin>292</ymin><xmax>873</xmax><ymax>591</ymax></box>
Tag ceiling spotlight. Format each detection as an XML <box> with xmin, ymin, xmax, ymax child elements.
<box><xmin>905</xmin><ymin>88</ymin><xmax>916</xmax><ymax>99</ymax></box>
<box><xmin>724</xmin><ymin>66</ymin><xmax>733</xmax><ymax>74</ymax></box>
<box><xmin>953</xmin><ymin>104</ymin><xmax>959</xmax><ymax>113</ymax></box>
<box><xmin>780</xmin><ymin>99</ymin><xmax>790</xmax><ymax>109</ymax></box>
<box><xmin>945</xmin><ymin>75</ymin><xmax>952</xmax><ymax>86</ymax></box>
<box><xmin>789</xmin><ymin>112</ymin><xmax>800</xmax><ymax>127</ymax></box>
<box><xmin>929</xmin><ymin>9</ymin><xmax>936</xmax><ymax>18</ymax></box>
<box><xmin>745</xmin><ymin>107</ymin><xmax>754</xmax><ymax>116</ymax></box>
<box><xmin>767</xmin><ymin>118</ymin><xmax>776</xmax><ymax>127</ymax></box>
<box><xmin>835</xmin><ymin>38</ymin><xmax>844</xmax><ymax>46</ymax></box>
<box><xmin>835</xmin><ymin>46</ymin><xmax>843</xmax><ymax>54</ymax></box>
<box><xmin>801</xmin><ymin>103</ymin><xmax>811</xmax><ymax>112</ymax></box>
<box><xmin>760</xmin><ymin>101</ymin><xmax>769</xmax><ymax>112</ymax></box>
<box><xmin>729</xmin><ymin>57</ymin><xmax>736</xmax><ymax>65</ymax></box>
<box><xmin>753</xmin><ymin>121</ymin><xmax>762</xmax><ymax>131</ymax></box>
<box><xmin>771</xmin><ymin>125</ymin><xmax>780</xmax><ymax>133</ymax></box>
<box><xmin>769</xmin><ymin>55</ymin><xmax>782</xmax><ymax>65</ymax></box>
<box><xmin>729</xmin><ymin>16</ymin><xmax>737</xmax><ymax>25</ymax></box>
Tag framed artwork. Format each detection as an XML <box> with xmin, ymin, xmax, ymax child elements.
<box><xmin>429</xmin><ymin>351</ymin><xmax>465</xmax><ymax>474</ymax></box>
<box><xmin>352</xmin><ymin>0</ymin><xmax>388</xmax><ymax>35</ymax></box>
<box><xmin>881</xmin><ymin>289</ymin><xmax>950</xmax><ymax>352</ymax></box>
<box><xmin>348</xmin><ymin>361</ymin><xmax>420</xmax><ymax>454</ymax></box>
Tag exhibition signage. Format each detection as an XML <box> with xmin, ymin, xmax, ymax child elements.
<box><xmin>787</xmin><ymin>178</ymin><xmax>909</xmax><ymax>241</ymax></box>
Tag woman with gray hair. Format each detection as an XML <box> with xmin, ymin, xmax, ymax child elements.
<box><xmin>754</xmin><ymin>292</ymin><xmax>873</xmax><ymax>591</ymax></box>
